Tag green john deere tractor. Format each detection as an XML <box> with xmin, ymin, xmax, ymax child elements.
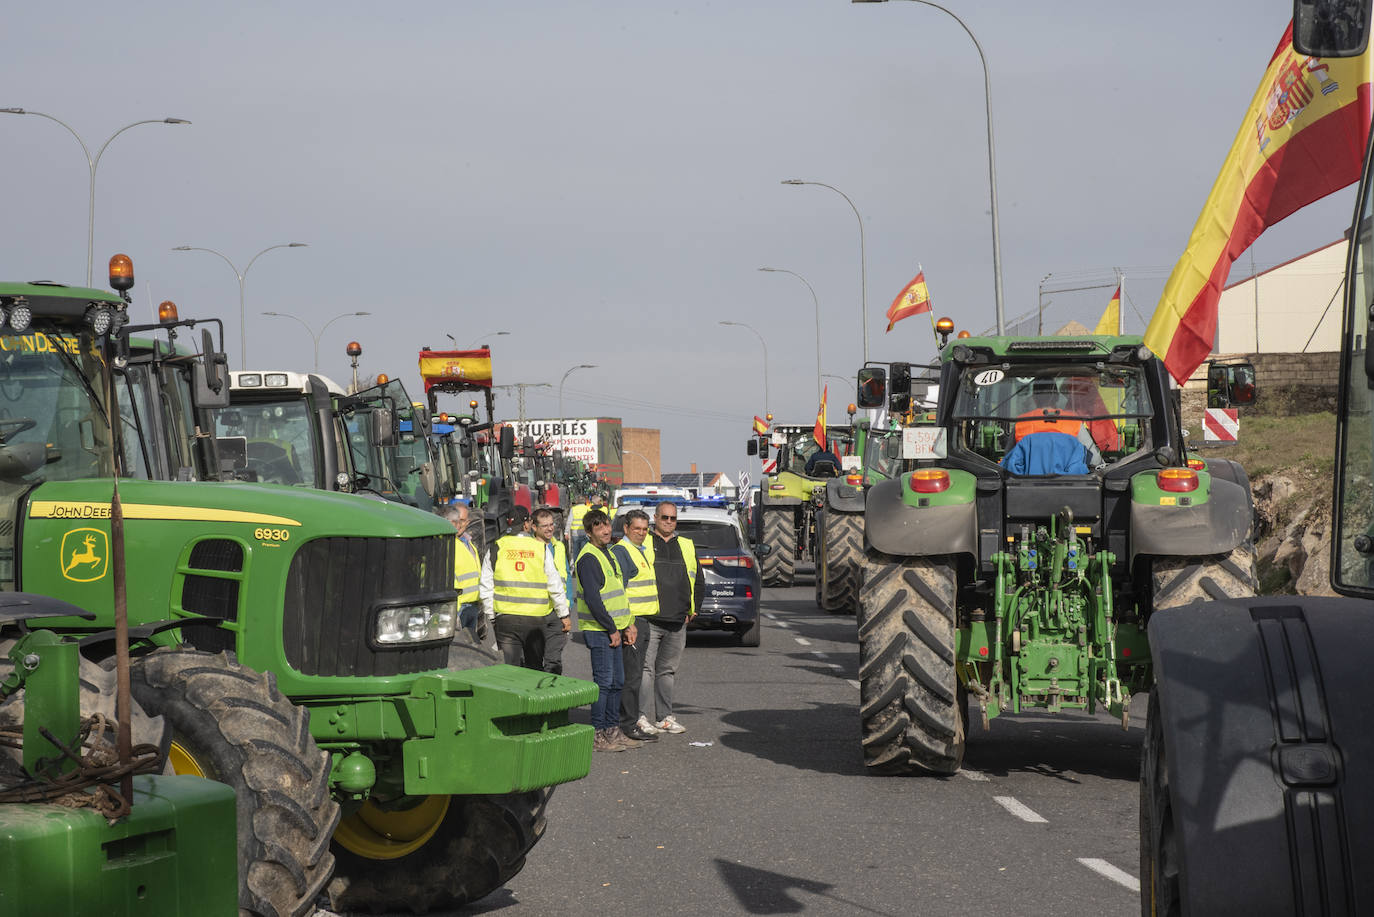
<box><xmin>747</xmin><ymin>423</ymin><xmax>853</xmax><ymax>586</ymax></box>
<box><xmin>855</xmin><ymin>331</ymin><xmax>1257</xmax><ymax>775</ymax></box>
<box><xmin>813</xmin><ymin>362</ymin><xmax>942</xmax><ymax>615</ymax></box>
<box><xmin>0</xmin><ymin>262</ymin><xmax>597</xmax><ymax>914</ymax></box>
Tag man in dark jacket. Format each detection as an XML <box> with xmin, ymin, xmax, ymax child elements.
<box><xmin>638</xmin><ymin>501</ymin><xmax>705</xmax><ymax>734</ymax></box>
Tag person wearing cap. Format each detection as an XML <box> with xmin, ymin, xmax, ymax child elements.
<box><xmin>479</xmin><ymin>505</ymin><xmax>570</xmax><ymax>670</ymax></box>
<box><xmin>576</xmin><ymin>508</ymin><xmax>641</xmax><ymax>752</ymax></box>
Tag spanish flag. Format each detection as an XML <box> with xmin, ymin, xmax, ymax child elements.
<box><xmin>885</xmin><ymin>271</ymin><xmax>932</xmax><ymax>332</ymax></box>
<box><xmin>1146</xmin><ymin>21</ymin><xmax>1373</xmax><ymax>384</ymax></box>
<box><xmin>1094</xmin><ymin>284</ymin><xmax>1122</xmax><ymax>335</ymax></box>
<box><xmin>752</xmin><ymin>415</ymin><xmax>770</xmax><ymax>435</ymax></box>
<box><xmin>813</xmin><ymin>385</ymin><xmax>828</xmax><ymax>450</ymax></box>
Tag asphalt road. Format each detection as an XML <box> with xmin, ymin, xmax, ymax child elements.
<box><xmin>336</xmin><ymin>581</ymin><xmax>1148</xmax><ymax>916</ymax></box>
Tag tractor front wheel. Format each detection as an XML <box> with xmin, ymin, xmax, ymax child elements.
<box><xmin>130</xmin><ymin>650</ymin><xmax>338</xmax><ymax>917</ymax></box>
<box><xmin>760</xmin><ymin>507</ymin><xmax>796</xmax><ymax>587</ymax></box>
<box><xmin>857</xmin><ymin>552</ymin><xmax>964</xmax><ymax>775</ymax></box>
<box><xmin>328</xmin><ymin>789</ymin><xmax>550</xmax><ymax>913</ymax></box>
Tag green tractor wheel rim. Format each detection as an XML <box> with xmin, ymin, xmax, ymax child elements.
<box><xmin>334</xmin><ymin>795</ymin><xmax>451</xmax><ymax>860</ymax></box>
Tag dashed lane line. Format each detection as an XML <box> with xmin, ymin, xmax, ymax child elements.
<box><xmin>810</xmin><ymin>650</ymin><xmax>827</xmax><ymax>658</ymax></box>
<box><xmin>845</xmin><ymin>679</ymin><xmax>860</xmax><ymax>690</ymax></box>
<box><xmin>794</xmin><ymin>637</ymin><xmax>811</xmax><ymax>646</ymax></box>
<box><xmin>992</xmin><ymin>796</ymin><xmax>1048</xmax><ymax>824</ymax></box>
<box><xmin>1078</xmin><ymin>858</ymin><xmax>1140</xmax><ymax>892</ymax></box>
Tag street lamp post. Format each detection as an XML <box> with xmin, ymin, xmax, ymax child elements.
<box><xmin>849</xmin><ymin>0</ymin><xmax>1005</xmax><ymax>333</ymax></box>
<box><xmin>759</xmin><ymin>267</ymin><xmax>822</xmax><ymax>404</ymax></box>
<box><xmin>719</xmin><ymin>320</ymin><xmax>770</xmax><ymax>417</ymax></box>
<box><xmin>173</xmin><ymin>243</ymin><xmax>308</xmax><ymax>369</ymax></box>
<box><xmin>622</xmin><ymin>448</ymin><xmax>657</xmax><ymax>482</ymax></box>
<box><xmin>2</xmin><ymin>109</ymin><xmax>191</xmax><ymax>286</ymax></box>
<box><xmin>262</xmin><ymin>310</ymin><xmax>370</xmax><ymax>372</ymax></box>
<box><xmin>782</xmin><ymin>179</ymin><xmax>869</xmax><ymax>363</ymax></box>
<box><xmin>558</xmin><ymin>363</ymin><xmax>597</xmax><ymax>454</ymax></box>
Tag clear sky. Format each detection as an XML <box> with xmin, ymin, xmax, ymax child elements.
<box><xmin>2</xmin><ymin>0</ymin><xmax>1351</xmax><ymax>479</ymax></box>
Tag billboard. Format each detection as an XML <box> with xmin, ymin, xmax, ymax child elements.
<box><xmin>507</xmin><ymin>417</ymin><xmax>623</xmax><ymax>483</ymax></box>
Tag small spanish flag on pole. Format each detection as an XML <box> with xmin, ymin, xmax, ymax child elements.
<box><xmin>1146</xmin><ymin>21</ymin><xmax>1373</xmax><ymax>383</ymax></box>
<box><xmin>1094</xmin><ymin>281</ymin><xmax>1122</xmax><ymax>335</ymax></box>
<box><xmin>813</xmin><ymin>385</ymin><xmax>828</xmax><ymax>450</ymax></box>
<box><xmin>885</xmin><ymin>269</ymin><xmax>932</xmax><ymax>332</ymax></box>
<box><xmin>752</xmin><ymin>415</ymin><xmax>770</xmax><ymax>436</ymax></box>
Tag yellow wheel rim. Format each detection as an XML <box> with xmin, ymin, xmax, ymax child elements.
<box><xmin>333</xmin><ymin>795</ymin><xmax>451</xmax><ymax>860</ymax></box>
<box><xmin>167</xmin><ymin>739</ymin><xmax>209</xmax><ymax>778</ymax></box>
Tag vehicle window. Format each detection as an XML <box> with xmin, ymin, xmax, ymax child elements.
<box><xmin>676</xmin><ymin>520</ymin><xmax>740</xmax><ymax>551</ymax></box>
<box><xmin>211</xmin><ymin>398</ymin><xmax>317</xmax><ymax>486</ymax></box>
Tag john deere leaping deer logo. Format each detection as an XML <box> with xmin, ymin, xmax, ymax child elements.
<box><xmin>60</xmin><ymin>528</ymin><xmax>108</xmax><ymax>582</ymax></box>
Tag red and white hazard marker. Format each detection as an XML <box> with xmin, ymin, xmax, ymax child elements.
<box><xmin>1203</xmin><ymin>407</ymin><xmax>1239</xmax><ymax>443</ymax></box>
<box><xmin>762</xmin><ymin>458</ymin><xmax>777</xmax><ymax>474</ymax></box>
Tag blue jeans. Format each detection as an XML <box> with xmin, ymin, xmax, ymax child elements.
<box><xmin>583</xmin><ymin>629</ymin><xmax>624</xmax><ymax>731</ymax></box>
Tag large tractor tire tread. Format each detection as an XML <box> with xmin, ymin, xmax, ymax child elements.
<box><xmin>328</xmin><ymin>789</ymin><xmax>550</xmax><ymax>914</ymax></box>
<box><xmin>760</xmin><ymin>508</ymin><xmax>796</xmax><ymax>587</ymax></box>
<box><xmin>1152</xmin><ymin>543</ymin><xmax>1258</xmax><ymax>610</ymax></box>
<box><xmin>819</xmin><ymin>509</ymin><xmax>863</xmax><ymax>613</ymax></box>
<box><xmin>130</xmin><ymin>650</ymin><xmax>338</xmax><ymax>917</ymax></box>
<box><xmin>857</xmin><ymin>552</ymin><xmax>964</xmax><ymax>776</ymax></box>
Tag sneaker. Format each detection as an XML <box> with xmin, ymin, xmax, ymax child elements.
<box><xmin>656</xmin><ymin>716</ymin><xmax>686</xmax><ymax>734</ymax></box>
<box><xmin>609</xmin><ymin>726</ymin><xmax>643</xmax><ymax>749</ymax></box>
<box><xmin>593</xmin><ymin>729</ymin><xmax>626</xmax><ymax>753</ymax></box>
<box><xmin>636</xmin><ymin>715</ymin><xmax>664</xmax><ymax>735</ymax></box>
<box><xmin>623</xmin><ymin>724</ymin><xmax>659</xmax><ymax>742</ymax></box>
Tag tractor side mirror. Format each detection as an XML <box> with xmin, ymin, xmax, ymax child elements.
<box><xmin>747</xmin><ymin>438</ymin><xmax>759</xmax><ymax>456</ymax></box>
<box><xmin>889</xmin><ymin>362</ymin><xmax>911</xmax><ymax>415</ymax></box>
<box><xmin>372</xmin><ymin>408</ymin><xmax>396</xmax><ymax>447</ymax></box>
<box><xmin>857</xmin><ymin>367</ymin><xmax>887</xmax><ymax>409</ymax></box>
<box><xmin>193</xmin><ymin>328</ymin><xmax>231</xmax><ymax>409</ymax></box>
<box><xmin>499</xmin><ymin>424</ymin><xmax>516</xmax><ymax>460</ymax></box>
<box><xmin>1293</xmin><ymin>0</ymin><xmax>1371</xmax><ymax>57</ymax></box>
<box><xmin>1207</xmin><ymin>361</ymin><xmax>1258</xmax><ymax>408</ymax></box>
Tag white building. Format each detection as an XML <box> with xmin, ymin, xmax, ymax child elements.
<box><xmin>1217</xmin><ymin>239</ymin><xmax>1345</xmax><ymax>354</ymax></box>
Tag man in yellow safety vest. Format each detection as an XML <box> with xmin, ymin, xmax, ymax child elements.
<box><xmin>479</xmin><ymin>505</ymin><xmax>570</xmax><ymax>670</ymax></box>
<box><xmin>444</xmin><ymin>502</ymin><xmax>484</xmax><ymax>643</ymax></box>
<box><xmin>575</xmin><ymin>508</ymin><xmax>641</xmax><ymax>752</ymax></box>
<box><xmin>611</xmin><ymin>508</ymin><xmax>659</xmax><ymax>742</ymax></box>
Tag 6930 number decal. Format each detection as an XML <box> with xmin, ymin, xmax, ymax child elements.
<box><xmin>255</xmin><ymin>527</ymin><xmax>291</xmax><ymax>542</ymax></box>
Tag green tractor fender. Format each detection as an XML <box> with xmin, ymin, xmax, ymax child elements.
<box><xmin>862</xmin><ymin>473</ymin><xmax>977</xmax><ymax>560</ymax></box>
<box><xmin>1128</xmin><ymin>471</ymin><xmax>1252</xmax><ymax>564</ymax></box>
<box><xmin>822</xmin><ymin>477</ymin><xmax>865</xmax><ymax>513</ymax></box>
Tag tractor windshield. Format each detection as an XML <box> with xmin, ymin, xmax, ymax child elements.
<box><xmin>863</xmin><ymin>428</ymin><xmax>904</xmax><ymax>481</ymax></box>
<box><xmin>950</xmin><ymin>363</ymin><xmax>1153</xmax><ymax>465</ymax></box>
<box><xmin>210</xmin><ymin>397</ymin><xmax>318</xmax><ymax>486</ymax></box>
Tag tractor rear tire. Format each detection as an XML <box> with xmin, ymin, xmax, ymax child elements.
<box><xmin>130</xmin><ymin>650</ymin><xmax>338</xmax><ymax>917</ymax></box>
<box><xmin>760</xmin><ymin>507</ymin><xmax>796</xmax><ymax>587</ymax></box>
<box><xmin>857</xmin><ymin>552</ymin><xmax>964</xmax><ymax>775</ymax></box>
<box><xmin>328</xmin><ymin>789</ymin><xmax>550</xmax><ymax>913</ymax></box>
<box><xmin>819</xmin><ymin>509</ymin><xmax>863</xmax><ymax>614</ymax></box>
<box><xmin>1152</xmin><ymin>543</ymin><xmax>1258</xmax><ymax>610</ymax></box>
<box><xmin>1139</xmin><ymin>687</ymin><xmax>1182</xmax><ymax>917</ymax></box>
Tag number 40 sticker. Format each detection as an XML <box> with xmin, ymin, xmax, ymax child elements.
<box><xmin>973</xmin><ymin>369</ymin><xmax>1004</xmax><ymax>385</ymax></box>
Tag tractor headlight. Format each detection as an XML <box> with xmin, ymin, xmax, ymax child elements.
<box><xmin>373</xmin><ymin>599</ymin><xmax>457</xmax><ymax>646</ymax></box>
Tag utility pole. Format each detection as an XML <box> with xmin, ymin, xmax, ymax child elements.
<box><xmin>493</xmin><ymin>382</ymin><xmax>551</xmax><ymax>424</ymax></box>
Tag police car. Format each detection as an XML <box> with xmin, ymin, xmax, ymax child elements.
<box><xmin>613</xmin><ymin>497</ymin><xmax>767</xmax><ymax>647</ymax></box>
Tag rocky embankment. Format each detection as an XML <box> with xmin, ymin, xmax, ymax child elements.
<box><xmin>1251</xmin><ymin>473</ymin><xmax>1335</xmax><ymax>596</ymax></box>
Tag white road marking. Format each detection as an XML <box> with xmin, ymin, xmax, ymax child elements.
<box><xmin>773</xmin><ymin>619</ymin><xmax>790</xmax><ymax>629</ymax></box>
<box><xmin>957</xmin><ymin>768</ymin><xmax>989</xmax><ymax>782</ymax></box>
<box><xmin>811</xmin><ymin>650</ymin><xmax>827</xmax><ymax>659</ymax></box>
<box><xmin>846</xmin><ymin>679</ymin><xmax>861</xmax><ymax>690</ymax></box>
<box><xmin>993</xmin><ymin>796</ymin><xmax>1047</xmax><ymax>824</ymax></box>
<box><xmin>1077</xmin><ymin>858</ymin><xmax>1140</xmax><ymax>892</ymax></box>
<box><xmin>763</xmin><ymin>613</ymin><xmax>777</xmax><ymax>620</ymax></box>
<box><xmin>794</xmin><ymin>637</ymin><xmax>811</xmax><ymax>646</ymax></box>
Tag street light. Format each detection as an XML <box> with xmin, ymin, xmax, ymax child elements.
<box><xmin>849</xmin><ymin>0</ymin><xmax>1006</xmax><ymax>333</ymax></box>
<box><xmin>2</xmin><ymin>109</ymin><xmax>191</xmax><ymax>286</ymax></box>
<box><xmin>782</xmin><ymin>179</ymin><xmax>869</xmax><ymax>363</ymax></box>
<box><xmin>759</xmin><ymin>267</ymin><xmax>822</xmax><ymax>403</ymax></box>
<box><xmin>262</xmin><ymin>310</ymin><xmax>370</xmax><ymax>372</ymax></box>
<box><xmin>173</xmin><ymin>243</ymin><xmax>308</xmax><ymax>369</ymax></box>
<box><xmin>622</xmin><ymin>448</ymin><xmax>657</xmax><ymax>482</ymax></box>
<box><xmin>719</xmin><ymin>320</ymin><xmax>770</xmax><ymax>417</ymax></box>
<box><xmin>558</xmin><ymin>363</ymin><xmax>597</xmax><ymax>452</ymax></box>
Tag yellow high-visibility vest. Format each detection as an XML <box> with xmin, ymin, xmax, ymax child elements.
<box><xmin>492</xmin><ymin>534</ymin><xmax>552</xmax><ymax>617</ymax></box>
<box><xmin>616</xmin><ymin>537</ymin><xmax>658</xmax><ymax>618</ymax></box>
<box><xmin>575</xmin><ymin>543</ymin><xmax>631</xmax><ymax>631</ymax></box>
<box><xmin>454</xmin><ymin>537</ymin><xmax>480</xmax><ymax>604</ymax></box>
